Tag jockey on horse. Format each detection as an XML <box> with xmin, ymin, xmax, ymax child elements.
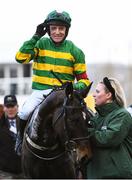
<box><xmin>15</xmin><ymin>10</ymin><xmax>91</xmax><ymax>155</ymax></box>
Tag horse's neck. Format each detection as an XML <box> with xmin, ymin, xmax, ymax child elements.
<box><xmin>38</xmin><ymin>90</ymin><xmax>65</xmax><ymax>117</ymax></box>
<box><xmin>27</xmin><ymin>90</ymin><xmax>65</xmax><ymax>143</ymax></box>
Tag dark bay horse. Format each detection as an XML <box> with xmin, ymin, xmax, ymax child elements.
<box><xmin>22</xmin><ymin>82</ymin><xmax>94</xmax><ymax>179</ymax></box>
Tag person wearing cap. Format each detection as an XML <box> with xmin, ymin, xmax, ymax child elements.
<box><xmin>86</xmin><ymin>77</ymin><xmax>132</xmax><ymax>178</ymax></box>
<box><xmin>2</xmin><ymin>95</ymin><xmax>18</xmax><ymax>135</ymax></box>
<box><xmin>0</xmin><ymin>95</ymin><xmax>22</xmax><ymax>176</ymax></box>
<box><xmin>15</xmin><ymin>10</ymin><xmax>91</xmax><ymax>155</ymax></box>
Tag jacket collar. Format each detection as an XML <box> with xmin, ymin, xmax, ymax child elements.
<box><xmin>49</xmin><ymin>38</ymin><xmax>66</xmax><ymax>48</ymax></box>
<box><xmin>95</xmin><ymin>102</ymin><xmax>120</xmax><ymax>117</ymax></box>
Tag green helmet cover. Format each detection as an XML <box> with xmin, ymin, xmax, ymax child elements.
<box><xmin>45</xmin><ymin>10</ymin><xmax>71</xmax><ymax>27</ymax></box>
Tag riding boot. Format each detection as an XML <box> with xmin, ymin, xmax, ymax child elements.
<box><xmin>15</xmin><ymin>119</ymin><xmax>27</xmax><ymax>156</ymax></box>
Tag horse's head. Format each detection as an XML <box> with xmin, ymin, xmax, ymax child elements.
<box><xmin>52</xmin><ymin>82</ymin><xmax>93</xmax><ymax>149</ymax></box>
<box><xmin>27</xmin><ymin>82</ymin><xmax>93</xmax><ymax>154</ymax></box>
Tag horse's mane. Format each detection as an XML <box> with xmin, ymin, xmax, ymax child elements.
<box><xmin>39</xmin><ymin>88</ymin><xmax>65</xmax><ymax>118</ymax></box>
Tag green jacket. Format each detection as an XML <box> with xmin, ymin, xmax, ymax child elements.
<box><xmin>15</xmin><ymin>35</ymin><xmax>90</xmax><ymax>90</ymax></box>
<box><xmin>87</xmin><ymin>102</ymin><xmax>132</xmax><ymax>179</ymax></box>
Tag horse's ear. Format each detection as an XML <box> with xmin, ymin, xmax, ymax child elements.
<box><xmin>79</xmin><ymin>82</ymin><xmax>93</xmax><ymax>98</ymax></box>
<box><xmin>65</xmin><ymin>82</ymin><xmax>73</xmax><ymax>97</ymax></box>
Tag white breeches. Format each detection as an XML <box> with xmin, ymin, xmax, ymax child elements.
<box><xmin>18</xmin><ymin>89</ymin><xmax>52</xmax><ymax>120</ymax></box>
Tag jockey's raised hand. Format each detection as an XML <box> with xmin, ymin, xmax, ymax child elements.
<box><xmin>35</xmin><ymin>22</ymin><xmax>47</xmax><ymax>38</ymax></box>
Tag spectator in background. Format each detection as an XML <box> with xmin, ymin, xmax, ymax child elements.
<box><xmin>0</xmin><ymin>95</ymin><xmax>22</xmax><ymax>176</ymax></box>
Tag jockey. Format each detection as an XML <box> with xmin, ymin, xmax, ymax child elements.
<box><xmin>15</xmin><ymin>10</ymin><xmax>91</xmax><ymax>155</ymax></box>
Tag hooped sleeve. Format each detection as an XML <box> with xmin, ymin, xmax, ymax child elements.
<box><xmin>15</xmin><ymin>35</ymin><xmax>40</xmax><ymax>64</ymax></box>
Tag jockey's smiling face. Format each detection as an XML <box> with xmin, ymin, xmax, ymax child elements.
<box><xmin>49</xmin><ymin>25</ymin><xmax>66</xmax><ymax>43</ymax></box>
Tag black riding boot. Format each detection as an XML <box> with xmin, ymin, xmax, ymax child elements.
<box><xmin>15</xmin><ymin>119</ymin><xmax>27</xmax><ymax>156</ymax></box>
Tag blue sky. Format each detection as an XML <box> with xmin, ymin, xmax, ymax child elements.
<box><xmin>0</xmin><ymin>0</ymin><xmax>132</xmax><ymax>65</ymax></box>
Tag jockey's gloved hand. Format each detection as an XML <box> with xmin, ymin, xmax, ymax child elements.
<box><xmin>15</xmin><ymin>132</ymin><xmax>23</xmax><ymax>156</ymax></box>
<box><xmin>35</xmin><ymin>22</ymin><xmax>47</xmax><ymax>38</ymax></box>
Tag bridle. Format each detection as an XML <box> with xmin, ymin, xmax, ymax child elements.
<box><xmin>62</xmin><ymin>95</ymin><xmax>94</xmax><ymax>150</ymax></box>
<box><xmin>24</xmin><ymin>90</ymin><xmax>93</xmax><ymax>161</ymax></box>
<box><xmin>52</xmin><ymin>92</ymin><xmax>94</xmax><ymax>152</ymax></box>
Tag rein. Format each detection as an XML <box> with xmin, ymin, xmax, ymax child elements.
<box><xmin>50</xmin><ymin>70</ymin><xmax>94</xmax><ymax>143</ymax></box>
<box><xmin>25</xmin><ymin>138</ymin><xmax>65</xmax><ymax>161</ymax></box>
<box><xmin>25</xmin><ymin>133</ymin><xmax>59</xmax><ymax>151</ymax></box>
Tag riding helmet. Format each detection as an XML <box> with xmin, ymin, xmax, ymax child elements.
<box><xmin>45</xmin><ymin>10</ymin><xmax>71</xmax><ymax>27</ymax></box>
